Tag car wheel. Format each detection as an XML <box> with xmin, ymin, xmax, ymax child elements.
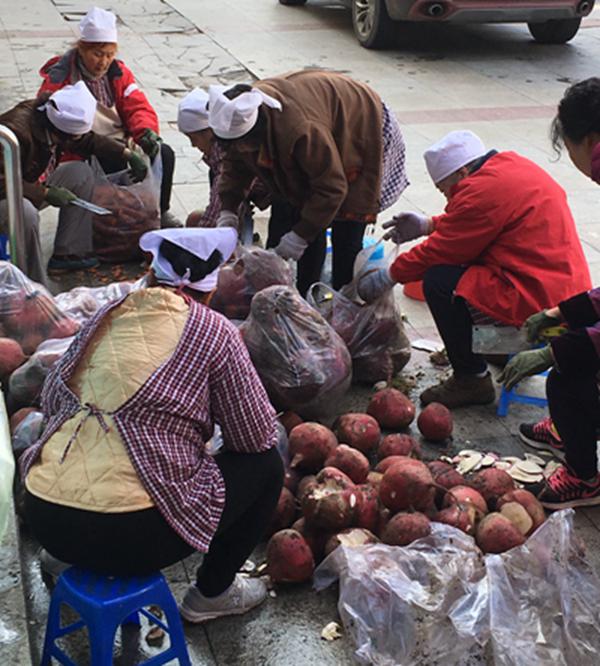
<box><xmin>279</xmin><ymin>0</ymin><xmax>307</xmax><ymax>5</ymax></box>
<box><xmin>352</xmin><ymin>0</ymin><xmax>395</xmax><ymax>49</ymax></box>
<box><xmin>527</xmin><ymin>17</ymin><xmax>581</xmax><ymax>44</ymax></box>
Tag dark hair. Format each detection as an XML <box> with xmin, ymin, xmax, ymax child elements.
<box><xmin>159</xmin><ymin>239</ymin><xmax>223</xmax><ymax>283</ymax></box>
<box><xmin>215</xmin><ymin>83</ymin><xmax>267</xmax><ymax>147</ymax></box>
<box><xmin>552</xmin><ymin>77</ymin><xmax>600</xmax><ymax>153</ymax></box>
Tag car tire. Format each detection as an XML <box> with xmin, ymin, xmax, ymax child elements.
<box><xmin>527</xmin><ymin>17</ymin><xmax>581</xmax><ymax>44</ymax></box>
<box><xmin>352</xmin><ymin>0</ymin><xmax>395</xmax><ymax>49</ymax></box>
<box><xmin>279</xmin><ymin>0</ymin><xmax>307</xmax><ymax>5</ymax></box>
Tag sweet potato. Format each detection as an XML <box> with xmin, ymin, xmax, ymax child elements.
<box><xmin>324</xmin><ymin>444</ymin><xmax>370</xmax><ymax>484</ymax></box>
<box><xmin>375</xmin><ymin>455</ymin><xmax>413</xmax><ymax>474</ymax></box>
<box><xmin>280</xmin><ymin>411</ymin><xmax>304</xmax><ymax>435</ymax></box>
<box><xmin>367</xmin><ymin>388</ymin><xmax>415</xmax><ymax>429</ymax></box>
<box><xmin>499</xmin><ymin>502</ymin><xmax>533</xmax><ymax>536</ymax></box>
<box><xmin>283</xmin><ymin>468</ymin><xmax>302</xmax><ymax>495</ymax></box>
<box><xmin>428</xmin><ymin>461</ymin><xmax>466</xmax><ymax>507</ymax></box>
<box><xmin>377</xmin><ymin>433</ymin><xmax>421</xmax><ymax>460</ymax></box>
<box><xmin>435</xmin><ymin>504</ymin><xmax>478</xmax><ymax>535</ymax></box>
<box><xmin>355</xmin><ymin>483</ymin><xmax>380</xmax><ymax>533</ymax></box>
<box><xmin>266</xmin><ymin>529</ymin><xmax>315</xmax><ymax>583</ymax></box>
<box><xmin>497</xmin><ymin>489</ymin><xmax>545</xmax><ymax>533</ymax></box>
<box><xmin>288</xmin><ymin>422</ymin><xmax>338</xmax><ymax>472</ymax></box>
<box><xmin>379</xmin><ymin>459</ymin><xmax>435</xmax><ymax>513</ymax></box>
<box><xmin>443</xmin><ymin>485</ymin><xmax>488</xmax><ymax>515</ymax></box>
<box><xmin>476</xmin><ymin>512</ymin><xmax>526</xmax><ymax>554</ymax></box>
<box><xmin>324</xmin><ymin>527</ymin><xmax>378</xmax><ymax>557</ymax></box>
<box><xmin>366</xmin><ymin>471</ymin><xmax>383</xmax><ymax>489</ymax></box>
<box><xmin>381</xmin><ymin>512</ymin><xmax>431</xmax><ymax>546</ymax></box>
<box><xmin>417</xmin><ymin>402</ymin><xmax>453</xmax><ymax>442</ymax></box>
<box><xmin>470</xmin><ymin>468</ymin><xmax>515</xmax><ymax>511</ymax></box>
<box><xmin>266</xmin><ymin>487</ymin><xmax>297</xmax><ymax>536</ymax></box>
<box><xmin>302</xmin><ymin>467</ymin><xmax>360</xmax><ymax>531</ymax></box>
<box><xmin>333</xmin><ymin>413</ymin><xmax>381</xmax><ymax>453</ymax></box>
<box><xmin>291</xmin><ymin>517</ymin><xmax>330</xmax><ymax>563</ymax></box>
<box><xmin>0</xmin><ymin>338</ymin><xmax>26</xmax><ymax>377</ymax></box>
<box><xmin>9</xmin><ymin>406</ymin><xmax>36</xmax><ymax>433</ymax></box>
<box><xmin>296</xmin><ymin>475</ymin><xmax>318</xmax><ymax>504</ymax></box>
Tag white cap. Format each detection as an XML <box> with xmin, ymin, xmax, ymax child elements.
<box><xmin>208</xmin><ymin>84</ymin><xmax>282</xmax><ymax>139</ymax></box>
<box><xmin>139</xmin><ymin>228</ymin><xmax>237</xmax><ymax>292</ymax></box>
<box><xmin>79</xmin><ymin>7</ymin><xmax>118</xmax><ymax>43</ymax></box>
<box><xmin>424</xmin><ymin>130</ymin><xmax>486</xmax><ymax>184</ymax></box>
<box><xmin>46</xmin><ymin>81</ymin><xmax>97</xmax><ymax>135</ymax></box>
<box><xmin>177</xmin><ymin>88</ymin><xmax>210</xmax><ymax>134</ymax></box>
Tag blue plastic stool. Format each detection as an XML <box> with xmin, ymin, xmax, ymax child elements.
<box><xmin>0</xmin><ymin>234</ymin><xmax>9</xmax><ymax>260</ymax></box>
<box><xmin>41</xmin><ymin>567</ymin><xmax>191</xmax><ymax>666</ymax></box>
<box><xmin>497</xmin><ymin>368</ymin><xmax>549</xmax><ymax>417</ymax></box>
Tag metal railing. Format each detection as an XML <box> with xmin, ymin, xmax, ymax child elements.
<box><xmin>0</xmin><ymin>124</ymin><xmax>26</xmax><ymax>272</ymax></box>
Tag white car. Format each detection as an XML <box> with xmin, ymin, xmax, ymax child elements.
<box><xmin>279</xmin><ymin>0</ymin><xmax>594</xmax><ymax>49</ymax></box>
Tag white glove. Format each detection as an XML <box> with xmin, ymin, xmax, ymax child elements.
<box><xmin>382</xmin><ymin>212</ymin><xmax>430</xmax><ymax>244</ymax></box>
<box><xmin>216</xmin><ymin>210</ymin><xmax>239</xmax><ymax>229</ymax></box>
<box><xmin>274</xmin><ymin>231</ymin><xmax>309</xmax><ymax>261</ymax></box>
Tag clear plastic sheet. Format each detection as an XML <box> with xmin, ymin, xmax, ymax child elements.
<box><xmin>210</xmin><ymin>246</ymin><xmax>293</xmax><ymax>320</ymax></box>
<box><xmin>314</xmin><ymin>511</ymin><xmax>600</xmax><ymax>666</ymax></box>
<box><xmin>54</xmin><ymin>280</ymin><xmax>137</xmax><ymax>325</ymax></box>
<box><xmin>8</xmin><ymin>337</ymin><xmax>74</xmax><ymax>407</ymax></box>
<box><xmin>11</xmin><ymin>410</ymin><xmax>43</xmax><ymax>459</ymax></box>
<box><xmin>240</xmin><ymin>285</ymin><xmax>351</xmax><ymax>418</ymax></box>
<box><xmin>0</xmin><ymin>261</ymin><xmax>79</xmax><ymax>354</ymax></box>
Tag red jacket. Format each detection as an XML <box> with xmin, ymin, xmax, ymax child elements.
<box><xmin>390</xmin><ymin>151</ymin><xmax>591</xmax><ymax>326</ymax></box>
<box><xmin>38</xmin><ymin>50</ymin><xmax>158</xmax><ymax>142</ymax></box>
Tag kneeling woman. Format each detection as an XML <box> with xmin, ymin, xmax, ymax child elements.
<box><xmin>20</xmin><ymin>228</ymin><xmax>284</xmax><ymax>622</ymax></box>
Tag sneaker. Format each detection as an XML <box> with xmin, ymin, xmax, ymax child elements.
<box><xmin>179</xmin><ymin>575</ymin><xmax>267</xmax><ymax>623</ymax></box>
<box><xmin>519</xmin><ymin>417</ymin><xmax>565</xmax><ymax>461</ymax></box>
<box><xmin>537</xmin><ymin>466</ymin><xmax>600</xmax><ymax>509</ymax></box>
<box><xmin>160</xmin><ymin>211</ymin><xmax>183</xmax><ymax>228</ymax></box>
<box><xmin>47</xmin><ymin>254</ymin><xmax>99</xmax><ymax>273</ymax></box>
<box><xmin>39</xmin><ymin>548</ymin><xmax>69</xmax><ymax>579</ymax></box>
<box><xmin>419</xmin><ymin>372</ymin><xmax>496</xmax><ymax>408</ymax></box>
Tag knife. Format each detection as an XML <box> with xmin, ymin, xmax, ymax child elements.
<box><xmin>70</xmin><ymin>197</ymin><xmax>112</xmax><ymax>216</ymax></box>
<box><xmin>472</xmin><ymin>325</ymin><xmax>567</xmax><ymax>354</ymax></box>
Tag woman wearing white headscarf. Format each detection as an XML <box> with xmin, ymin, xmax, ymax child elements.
<box><xmin>21</xmin><ymin>227</ymin><xmax>283</xmax><ymax>621</ymax></box>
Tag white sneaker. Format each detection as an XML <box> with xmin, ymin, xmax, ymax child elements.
<box><xmin>179</xmin><ymin>575</ymin><xmax>267</xmax><ymax>623</ymax></box>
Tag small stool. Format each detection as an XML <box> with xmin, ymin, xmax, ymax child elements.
<box><xmin>0</xmin><ymin>233</ymin><xmax>10</xmax><ymax>260</ymax></box>
<box><xmin>41</xmin><ymin>567</ymin><xmax>191</xmax><ymax>666</ymax></box>
<box><xmin>497</xmin><ymin>369</ymin><xmax>549</xmax><ymax>417</ymax></box>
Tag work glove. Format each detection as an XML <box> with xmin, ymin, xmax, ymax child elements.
<box><xmin>524</xmin><ymin>309</ymin><xmax>562</xmax><ymax>344</ymax></box>
<box><xmin>45</xmin><ymin>186</ymin><xmax>77</xmax><ymax>208</ymax></box>
<box><xmin>127</xmin><ymin>151</ymin><xmax>148</xmax><ymax>183</ymax></box>
<box><xmin>216</xmin><ymin>210</ymin><xmax>239</xmax><ymax>229</ymax></box>
<box><xmin>382</xmin><ymin>211</ymin><xmax>430</xmax><ymax>244</ymax></box>
<box><xmin>357</xmin><ymin>267</ymin><xmax>396</xmax><ymax>304</ymax></box>
<box><xmin>497</xmin><ymin>346</ymin><xmax>554</xmax><ymax>391</ymax></box>
<box><xmin>274</xmin><ymin>230</ymin><xmax>309</xmax><ymax>261</ymax></box>
<box><xmin>138</xmin><ymin>128</ymin><xmax>162</xmax><ymax>160</ymax></box>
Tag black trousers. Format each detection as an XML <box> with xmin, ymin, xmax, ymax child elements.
<box><xmin>25</xmin><ymin>447</ymin><xmax>283</xmax><ymax>597</ymax></box>
<box><xmin>547</xmin><ymin>368</ymin><xmax>600</xmax><ymax>479</ymax></box>
<box><xmin>422</xmin><ymin>264</ymin><xmax>487</xmax><ymax>375</ymax></box>
<box><xmin>266</xmin><ymin>197</ymin><xmax>366</xmax><ymax>296</ymax></box>
<box><xmin>95</xmin><ymin>142</ymin><xmax>175</xmax><ymax>214</ymax></box>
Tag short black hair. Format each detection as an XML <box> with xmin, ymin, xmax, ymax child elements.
<box><xmin>552</xmin><ymin>77</ymin><xmax>600</xmax><ymax>152</ymax></box>
<box><xmin>159</xmin><ymin>239</ymin><xmax>223</xmax><ymax>283</ymax></box>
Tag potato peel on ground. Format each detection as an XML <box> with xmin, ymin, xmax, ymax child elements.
<box><xmin>321</xmin><ymin>621</ymin><xmax>343</xmax><ymax>641</ymax></box>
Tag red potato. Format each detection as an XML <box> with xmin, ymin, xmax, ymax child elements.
<box><xmin>324</xmin><ymin>444</ymin><xmax>370</xmax><ymax>484</ymax></box>
<box><xmin>497</xmin><ymin>489</ymin><xmax>545</xmax><ymax>533</ymax></box>
<box><xmin>435</xmin><ymin>503</ymin><xmax>478</xmax><ymax>535</ymax></box>
<box><xmin>381</xmin><ymin>512</ymin><xmax>431</xmax><ymax>546</ymax></box>
<box><xmin>288</xmin><ymin>422</ymin><xmax>338</xmax><ymax>472</ymax></box>
<box><xmin>185</xmin><ymin>209</ymin><xmax>204</xmax><ymax>227</ymax></box>
<box><xmin>470</xmin><ymin>468</ymin><xmax>515</xmax><ymax>511</ymax></box>
<box><xmin>333</xmin><ymin>413</ymin><xmax>381</xmax><ymax>453</ymax></box>
<box><xmin>367</xmin><ymin>388</ymin><xmax>416</xmax><ymax>429</ymax></box>
<box><xmin>417</xmin><ymin>403</ymin><xmax>453</xmax><ymax>442</ymax></box>
<box><xmin>476</xmin><ymin>512</ymin><xmax>526</xmax><ymax>554</ymax></box>
<box><xmin>376</xmin><ymin>506</ymin><xmax>392</xmax><ymax>538</ymax></box>
<box><xmin>302</xmin><ymin>467</ymin><xmax>360</xmax><ymax>531</ymax></box>
<box><xmin>377</xmin><ymin>433</ymin><xmax>421</xmax><ymax>460</ymax></box>
<box><xmin>355</xmin><ymin>484</ymin><xmax>380</xmax><ymax>533</ymax></box>
<box><xmin>291</xmin><ymin>517</ymin><xmax>331</xmax><ymax>563</ymax></box>
<box><xmin>443</xmin><ymin>485</ymin><xmax>488</xmax><ymax>515</ymax></box>
<box><xmin>427</xmin><ymin>461</ymin><xmax>466</xmax><ymax>507</ymax></box>
<box><xmin>375</xmin><ymin>455</ymin><xmax>414</xmax><ymax>474</ymax></box>
<box><xmin>266</xmin><ymin>487</ymin><xmax>297</xmax><ymax>537</ymax></box>
<box><xmin>499</xmin><ymin>502</ymin><xmax>533</xmax><ymax>536</ymax></box>
<box><xmin>379</xmin><ymin>459</ymin><xmax>435</xmax><ymax>513</ymax></box>
<box><xmin>9</xmin><ymin>407</ymin><xmax>36</xmax><ymax>433</ymax></box>
<box><xmin>366</xmin><ymin>471</ymin><xmax>383</xmax><ymax>489</ymax></box>
<box><xmin>279</xmin><ymin>411</ymin><xmax>304</xmax><ymax>435</ymax></box>
<box><xmin>267</xmin><ymin>529</ymin><xmax>315</xmax><ymax>583</ymax></box>
<box><xmin>283</xmin><ymin>468</ymin><xmax>302</xmax><ymax>495</ymax></box>
<box><xmin>324</xmin><ymin>528</ymin><xmax>379</xmax><ymax>557</ymax></box>
<box><xmin>0</xmin><ymin>338</ymin><xmax>26</xmax><ymax>377</ymax></box>
<box><xmin>296</xmin><ymin>475</ymin><xmax>318</xmax><ymax>504</ymax></box>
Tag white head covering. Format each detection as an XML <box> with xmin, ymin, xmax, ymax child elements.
<box><xmin>208</xmin><ymin>84</ymin><xmax>282</xmax><ymax>139</ymax></box>
<box><xmin>424</xmin><ymin>130</ymin><xmax>486</xmax><ymax>184</ymax></box>
<box><xmin>46</xmin><ymin>81</ymin><xmax>97</xmax><ymax>135</ymax></box>
<box><xmin>177</xmin><ymin>88</ymin><xmax>210</xmax><ymax>134</ymax></box>
<box><xmin>139</xmin><ymin>228</ymin><xmax>237</xmax><ymax>292</ymax></box>
<box><xmin>79</xmin><ymin>7</ymin><xmax>118</xmax><ymax>43</ymax></box>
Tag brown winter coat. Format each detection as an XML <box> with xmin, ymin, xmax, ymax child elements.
<box><xmin>218</xmin><ymin>71</ymin><xmax>384</xmax><ymax>240</ymax></box>
<box><xmin>0</xmin><ymin>99</ymin><xmax>125</xmax><ymax>207</ymax></box>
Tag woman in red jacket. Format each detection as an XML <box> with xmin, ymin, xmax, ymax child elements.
<box><xmin>501</xmin><ymin>77</ymin><xmax>600</xmax><ymax>510</ymax></box>
<box><xmin>38</xmin><ymin>7</ymin><xmax>180</xmax><ymax>228</ymax></box>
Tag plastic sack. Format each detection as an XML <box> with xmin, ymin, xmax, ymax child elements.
<box><xmin>0</xmin><ymin>261</ymin><xmax>79</xmax><ymax>355</ymax></box>
<box><xmin>315</xmin><ymin>511</ymin><xmax>600</xmax><ymax>666</ymax></box>
<box><xmin>210</xmin><ymin>246</ymin><xmax>293</xmax><ymax>320</ymax></box>
<box><xmin>9</xmin><ymin>337</ymin><xmax>74</xmax><ymax>407</ymax></box>
<box><xmin>240</xmin><ymin>285</ymin><xmax>351</xmax><ymax>418</ymax></box>
<box><xmin>0</xmin><ymin>393</ymin><xmax>14</xmax><ymax>543</ymax></box>
<box><xmin>11</xmin><ymin>410</ymin><xmax>43</xmax><ymax>459</ymax></box>
<box><xmin>55</xmin><ymin>280</ymin><xmax>138</xmax><ymax>325</ymax></box>
<box><xmin>91</xmin><ymin>154</ymin><xmax>161</xmax><ymax>262</ymax></box>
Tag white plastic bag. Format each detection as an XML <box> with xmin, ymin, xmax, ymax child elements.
<box><xmin>0</xmin><ymin>393</ymin><xmax>14</xmax><ymax>543</ymax></box>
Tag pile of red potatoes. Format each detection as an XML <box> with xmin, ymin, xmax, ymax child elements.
<box><xmin>266</xmin><ymin>387</ymin><xmax>546</xmax><ymax>584</ymax></box>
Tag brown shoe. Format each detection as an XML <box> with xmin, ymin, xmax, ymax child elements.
<box><xmin>420</xmin><ymin>372</ymin><xmax>496</xmax><ymax>409</ymax></box>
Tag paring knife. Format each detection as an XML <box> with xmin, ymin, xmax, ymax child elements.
<box><xmin>70</xmin><ymin>197</ymin><xmax>112</xmax><ymax>216</ymax></box>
